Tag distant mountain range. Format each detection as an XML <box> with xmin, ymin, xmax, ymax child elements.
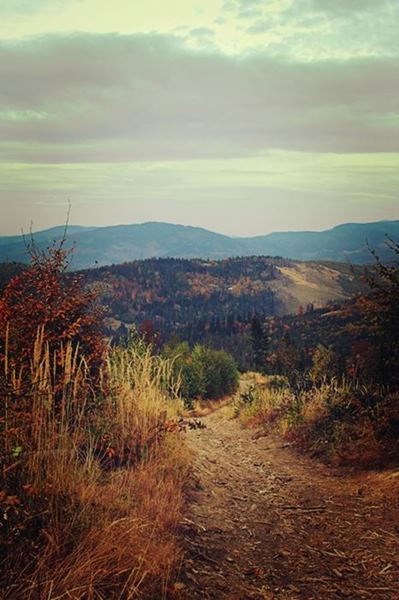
<box><xmin>0</xmin><ymin>220</ymin><xmax>397</xmax><ymax>269</ymax></box>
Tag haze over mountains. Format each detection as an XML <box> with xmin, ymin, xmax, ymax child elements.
<box><xmin>0</xmin><ymin>220</ymin><xmax>397</xmax><ymax>270</ymax></box>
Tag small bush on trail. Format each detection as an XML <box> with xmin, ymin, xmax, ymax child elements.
<box><xmin>163</xmin><ymin>342</ymin><xmax>239</xmax><ymax>406</ymax></box>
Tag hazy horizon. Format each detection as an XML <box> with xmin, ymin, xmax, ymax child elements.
<box><xmin>0</xmin><ymin>1</ymin><xmax>398</xmax><ymax>235</ymax></box>
<box><xmin>1</xmin><ymin>215</ymin><xmax>399</xmax><ymax>239</ymax></box>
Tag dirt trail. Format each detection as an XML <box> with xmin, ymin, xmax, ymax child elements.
<box><xmin>178</xmin><ymin>407</ymin><xmax>399</xmax><ymax>599</ymax></box>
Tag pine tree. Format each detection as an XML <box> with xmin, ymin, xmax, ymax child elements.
<box><xmin>250</xmin><ymin>314</ymin><xmax>268</xmax><ymax>372</ymax></box>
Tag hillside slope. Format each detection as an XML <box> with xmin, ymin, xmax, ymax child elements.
<box><xmin>79</xmin><ymin>256</ymin><xmax>367</xmax><ymax>366</ymax></box>
<box><xmin>0</xmin><ymin>255</ymin><xmax>369</xmax><ymax>370</ymax></box>
<box><xmin>0</xmin><ymin>220</ymin><xmax>397</xmax><ymax>268</ymax></box>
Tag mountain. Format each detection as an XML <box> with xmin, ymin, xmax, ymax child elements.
<box><xmin>77</xmin><ymin>255</ymin><xmax>368</xmax><ymax>369</ymax></box>
<box><xmin>0</xmin><ymin>220</ymin><xmax>397</xmax><ymax>269</ymax></box>
<box><xmin>0</xmin><ymin>225</ymin><xmax>94</xmax><ymax>248</ymax></box>
<box><xmin>243</xmin><ymin>221</ymin><xmax>399</xmax><ymax>262</ymax></box>
<box><xmin>0</xmin><ymin>253</ymin><xmax>371</xmax><ymax>370</ymax></box>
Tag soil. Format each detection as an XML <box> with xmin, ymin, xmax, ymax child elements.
<box><xmin>177</xmin><ymin>406</ymin><xmax>399</xmax><ymax>600</ymax></box>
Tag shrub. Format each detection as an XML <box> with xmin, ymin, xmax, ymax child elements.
<box><xmin>0</xmin><ymin>244</ymin><xmax>188</xmax><ymax>598</ymax></box>
<box><xmin>310</xmin><ymin>344</ymin><xmax>342</xmax><ymax>384</ymax></box>
<box><xmin>163</xmin><ymin>342</ymin><xmax>239</xmax><ymax>405</ymax></box>
<box><xmin>0</xmin><ymin>241</ymin><xmax>106</xmax><ymax>376</ymax></box>
<box><xmin>236</xmin><ymin>378</ymin><xmax>399</xmax><ymax>466</ymax></box>
<box><xmin>192</xmin><ymin>345</ymin><xmax>238</xmax><ymax>400</ymax></box>
<box><xmin>163</xmin><ymin>341</ymin><xmax>203</xmax><ymax>406</ymax></box>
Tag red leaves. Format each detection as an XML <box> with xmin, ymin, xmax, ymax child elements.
<box><xmin>0</xmin><ymin>490</ymin><xmax>20</xmax><ymax>506</ymax></box>
<box><xmin>0</xmin><ymin>242</ymin><xmax>106</xmax><ymax>375</ymax></box>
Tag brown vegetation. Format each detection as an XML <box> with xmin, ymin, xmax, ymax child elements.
<box><xmin>237</xmin><ymin>376</ymin><xmax>399</xmax><ymax>466</ymax></box>
<box><xmin>0</xmin><ymin>244</ymin><xmax>188</xmax><ymax>599</ymax></box>
<box><xmin>238</xmin><ymin>240</ymin><xmax>399</xmax><ymax>467</ymax></box>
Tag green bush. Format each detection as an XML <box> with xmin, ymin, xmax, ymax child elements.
<box><xmin>163</xmin><ymin>342</ymin><xmax>239</xmax><ymax>405</ymax></box>
<box><xmin>310</xmin><ymin>344</ymin><xmax>342</xmax><ymax>384</ymax></box>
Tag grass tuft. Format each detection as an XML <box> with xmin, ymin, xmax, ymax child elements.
<box><xmin>236</xmin><ymin>375</ymin><xmax>399</xmax><ymax>467</ymax></box>
<box><xmin>1</xmin><ymin>333</ymin><xmax>188</xmax><ymax>599</ymax></box>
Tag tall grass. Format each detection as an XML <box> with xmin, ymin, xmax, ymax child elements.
<box><xmin>236</xmin><ymin>374</ymin><xmax>399</xmax><ymax>466</ymax></box>
<box><xmin>0</xmin><ymin>331</ymin><xmax>188</xmax><ymax>599</ymax></box>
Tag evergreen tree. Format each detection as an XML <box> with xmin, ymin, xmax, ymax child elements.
<box><xmin>275</xmin><ymin>332</ymin><xmax>304</xmax><ymax>386</ymax></box>
<box><xmin>363</xmin><ymin>238</ymin><xmax>399</xmax><ymax>385</ymax></box>
<box><xmin>250</xmin><ymin>314</ymin><xmax>268</xmax><ymax>372</ymax></box>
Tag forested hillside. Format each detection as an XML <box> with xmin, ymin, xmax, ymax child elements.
<box><xmin>76</xmin><ymin>256</ymin><xmax>366</xmax><ymax>369</ymax></box>
<box><xmin>0</xmin><ymin>256</ymin><xmax>367</xmax><ymax>369</ymax></box>
<box><xmin>263</xmin><ymin>299</ymin><xmax>377</xmax><ymax>384</ymax></box>
<box><xmin>235</xmin><ymin>239</ymin><xmax>399</xmax><ymax>468</ymax></box>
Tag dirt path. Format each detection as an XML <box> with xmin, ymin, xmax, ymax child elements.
<box><xmin>178</xmin><ymin>407</ymin><xmax>399</xmax><ymax>599</ymax></box>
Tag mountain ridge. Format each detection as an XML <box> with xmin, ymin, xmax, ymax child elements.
<box><xmin>0</xmin><ymin>219</ymin><xmax>397</xmax><ymax>269</ymax></box>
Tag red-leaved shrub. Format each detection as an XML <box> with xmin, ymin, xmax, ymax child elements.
<box><xmin>0</xmin><ymin>242</ymin><xmax>105</xmax><ymax>376</ymax></box>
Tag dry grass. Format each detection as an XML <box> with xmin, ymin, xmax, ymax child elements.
<box><xmin>237</xmin><ymin>386</ymin><xmax>293</xmax><ymax>429</ymax></box>
<box><xmin>235</xmin><ymin>373</ymin><xmax>293</xmax><ymax>427</ymax></box>
<box><xmin>235</xmin><ymin>377</ymin><xmax>399</xmax><ymax>467</ymax></box>
<box><xmin>0</xmin><ymin>334</ymin><xmax>189</xmax><ymax>599</ymax></box>
<box><xmin>270</xmin><ymin>262</ymin><xmax>350</xmax><ymax>313</ymax></box>
<box><xmin>186</xmin><ymin>395</ymin><xmax>233</xmax><ymax>418</ymax></box>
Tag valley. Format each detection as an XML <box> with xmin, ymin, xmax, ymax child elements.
<box><xmin>0</xmin><ymin>229</ymin><xmax>398</xmax><ymax>599</ymax></box>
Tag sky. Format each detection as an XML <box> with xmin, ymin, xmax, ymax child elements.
<box><xmin>0</xmin><ymin>0</ymin><xmax>398</xmax><ymax>236</ymax></box>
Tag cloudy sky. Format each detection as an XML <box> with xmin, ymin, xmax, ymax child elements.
<box><xmin>0</xmin><ymin>0</ymin><xmax>398</xmax><ymax>236</ymax></box>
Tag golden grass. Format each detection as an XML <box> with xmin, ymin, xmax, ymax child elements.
<box><xmin>186</xmin><ymin>395</ymin><xmax>232</xmax><ymax>418</ymax></box>
<box><xmin>235</xmin><ymin>376</ymin><xmax>399</xmax><ymax>467</ymax></box>
<box><xmin>1</xmin><ymin>334</ymin><xmax>189</xmax><ymax>599</ymax></box>
<box><xmin>237</xmin><ymin>386</ymin><xmax>292</xmax><ymax>428</ymax></box>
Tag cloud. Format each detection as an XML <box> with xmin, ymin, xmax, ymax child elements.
<box><xmin>0</xmin><ymin>32</ymin><xmax>397</xmax><ymax>164</ymax></box>
<box><xmin>0</xmin><ymin>0</ymin><xmax>65</xmax><ymax>16</ymax></box>
<box><xmin>222</xmin><ymin>0</ymin><xmax>266</xmax><ymax>20</ymax></box>
<box><xmin>303</xmin><ymin>0</ymin><xmax>393</xmax><ymax>15</ymax></box>
<box><xmin>189</xmin><ymin>27</ymin><xmax>215</xmax><ymax>38</ymax></box>
<box><xmin>243</xmin><ymin>0</ymin><xmax>399</xmax><ymax>59</ymax></box>
<box><xmin>187</xmin><ymin>27</ymin><xmax>217</xmax><ymax>49</ymax></box>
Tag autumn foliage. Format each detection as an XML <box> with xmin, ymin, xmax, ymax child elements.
<box><xmin>0</xmin><ymin>241</ymin><xmax>188</xmax><ymax>598</ymax></box>
<box><xmin>0</xmin><ymin>241</ymin><xmax>105</xmax><ymax>375</ymax></box>
<box><xmin>238</xmin><ymin>239</ymin><xmax>399</xmax><ymax>466</ymax></box>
